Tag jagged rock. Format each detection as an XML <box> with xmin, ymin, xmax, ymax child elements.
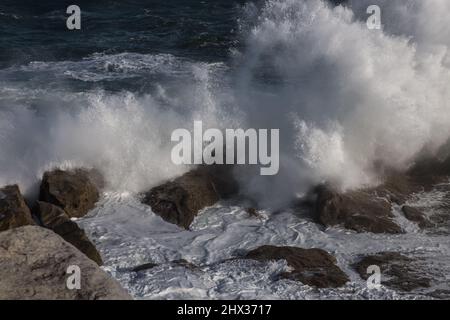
<box><xmin>401</xmin><ymin>206</ymin><xmax>432</xmax><ymax>228</ymax></box>
<box><xmin>0</xmin><ymin>185</ymin><xmax>35</xmax><ymax>232</ymax></box>
<box><xmin>244</xmin><ymin>245</ymin><xmax>349</xmax><ymax>288</ymax></box>
<box><xmin>314</xmin><ymin>185</ymin><xmax>402</xmax><ymax>234</ymax></box>
<box><xmin>142</xmin><ymin>165</ymin><xmax>237</xmax><ymax>229</ymax></box>
<box><xmin>0</xmin><ymin>226</ymin><xmax>131</xmax><ymax>300</ymax></box>
<box><xmin>353</xmin><ymin>252</ymin><xmax>432</xmax><ymax>292</ymax></box>
<box><xmin>35</xmin><ymin>201</ymin><xmax>103</xmax><ymax>265</ymax></box>
<box><xmin>39</xmin><ymin>169</ymin><xmax>100</xmax><ymax>218</ymax></box>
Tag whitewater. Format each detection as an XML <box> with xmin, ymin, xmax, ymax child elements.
<box><xmin>1</xmin><ymin>0</ymin><xmax>450</xmax><ymax>299</ymax></box>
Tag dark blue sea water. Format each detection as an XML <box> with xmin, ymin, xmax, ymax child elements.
<box><xmin>0</xmin><ymin>0</ymin><xmax>250</xmax><ymax>95</ymax></box>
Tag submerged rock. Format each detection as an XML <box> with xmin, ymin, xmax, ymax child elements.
<box><xmin>314</xmin><ymin>185</ymin><xmax>402</xmax><ymax>234</ymax></box>
<box><xmin>39</xmin><ymin>169</ymin><xmax>101</xmax><ymax>218</ymax></box>
<box><xmin>244</xmin><ymin>245</ymin><xmax>349</xmax><ymax>288</ymax></box>
<box><xmin>142</xmin><ymin>165</ymin><xmax>237</xmax><ymax>229</ymax></box>
<box><xmin>0</xmin><ymin>226</ymin><xmax>131</xmax><ymax>300</ymax></box>
<box><xmin>0</xmin><ymin>185</ymin><xmax>35</xmax><ymax>232</ymax></box>
<box><xmin>353</xmin><ymin>252</ymin><xmax>432</xmax><ymax>292</ymax></box>
<box><xmin>35</xmin><ymin>201</ymin><xmax>103</xmax><ymax>265</ymax></box>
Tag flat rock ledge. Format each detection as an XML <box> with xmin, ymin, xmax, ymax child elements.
<box><xmin>0</xmin><ymin>226</ymin><xmax>131</xmax><ymax>300</ymax></box>
<box><xmin>243</xmin><ymin>245</ymin><xmax>349</xmax><ymax>288</ymax></box>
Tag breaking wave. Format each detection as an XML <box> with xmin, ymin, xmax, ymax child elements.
<box><xmin>1</xmin><ymin>0</ymin><xmax>450</xmax><ymax>205</ymax></box>
<box><xmin>236</xmin><ymin>0</ymin><xmax>450</xmax><ymax>201</ymax></box>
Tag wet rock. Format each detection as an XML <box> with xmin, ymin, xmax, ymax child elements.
<box><xmin>131</xmin><ymin>263</ymin><xmax>158</xmax><ymax>273</ymax></box>
<box><xmin>131</xmin><ymin>259</ymin><xmax>199</xmax><ymax>272</ymax></box>
<box><xmin>312</xmin><ymin>155</ymin><xmax>450</xmax><ymax>234</ymax></box>
<box><xmin>0</xmin><ymin>185</ymin><xmax>35</xmax><ymax>232</ymax></box>
<box><xmin>401</xmin><ymin>206</ymin><xmax>432</xmax><ymax>228</ymax></box>
<box><xmin>429</xmin><ymin>289</ymin><xmax>450</xmax><ymax>300</ymax></box>
<box><xmin>172</xmin><ymin>259</ymin><xmax>199</xmax><ymax>270</ymax></box>
<box><xmin>39</xmin><ymin>169</ymin><xmax>100</xmax><ymax>218</ymax></box>
<box><xmin>246</xmin><ymin>207</ymin><xmax>261</xmax><ymax>218</ymax></box>
<box><xmin>244</xmin><ymin>245</ymin><xmax>349</xmax><ymax>288</ymax></box>
<box><xmin>379</xmin><ymin>156</ymin><xmax>450</xmax><ymax>204</ymax></box>
<box><xmin>353</xmin><ymin>252</ymin><xmax>432</xmax><ymax>292</ymax></box>
<box><xmin>35</xmin><ymin>201</ymin><xmax>103</xmax><ymax>265</ymax></box>
<box><xmin>314</xmin><ymin>185</ymin><xmax>402</xmax><ymax>234</ymax></box>
<box><xmin>0</xmin><ymin>226</ymin><xmax>131</xmax><ymax>300</ymax></box>
<box><xmin>142</xmin><ymin>165</ymin><xmax>237</xmax><ymax>229</ymax></box>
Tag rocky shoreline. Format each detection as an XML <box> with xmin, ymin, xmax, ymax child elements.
<box><xmin>1</xmin><ymin>155</ymin><xmax>450</xmax><ymax>299</ymax></box>
<box><xmin>0</xmin><ymin>169</ymin><xmax>129</xmax><ymax>299</ymax></box>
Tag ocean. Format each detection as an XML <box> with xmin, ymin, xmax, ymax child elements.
<box><xmin>1</xmin><ymin>0</ymin><xmax>449</xmax><ymax>299</ymax></box>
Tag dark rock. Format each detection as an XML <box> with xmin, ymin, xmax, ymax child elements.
<box><xmin>429</xmin><ymin>289</ymin><xmax>450</xmax><ymax>299</ymax></box>
<box><xmin>35</xmin><ymin>201</ymin><xmax>103</xmax><ymax>265</ymax></box>
<box><xmin>373</xmin><ymin>154</ymin><xmax>450</xmax><ymax>204</ymax></box>
<box><xmin>39</xmin><ymin>169</ymin><xmax>100</xmax><ymax>218</ymax></box>
<box><xmin>0</xmin><ymin>226</ymin><xmax>131</xmax><ymax>300</ymax></box>
<box><xmin>380</xmin><ymin>156</ymin><xmax>450</xmax><ymax>204</ymax></box>
<box><xmin>244</xmin><ymin>245</ymin><xmax>349</xmax><ymax>288</ymax></box>
<box><xmin>353</xmin><ymin>252</ymin><xmax>432</xmax><ymax>292</ymax></box>
<box><xmin>312</xmin><ymin>155</ymin><xmax>450</xmax><ymax>234</ymax></box>
<box><xmin>401</xmin><ymin>206</ymin><xmax>432</xmax><ymax>228</ymax></box>
<box><xmin>131</xmin><ymin>259</ymin><xmax>198</xmax><ymax>272</ymax></box>
<box><xmin>142</xmin><ymin>165</ymin><xmax>237</xmax><ymax>229</ymax></box>
<box><xmin>131</xmin><ymin>263</ymin><xmax>158</xmax><ymax>273</ymax></box>
<box><xmin>246</xmin><ymin>207</ymin><xmax>260</xmax><ymax>218</ymax></box>
<box><xmin>171</xmin><ymin>259</ymin><xmax>199</xmax><ymax>270</ymax></box>
<box><xmin>314</xmin><ymin>185</ymin><xmax>402</xmax><ymax>234</ymax></box>
<box><xmin>0</xmin><ymin>185</ymin><xmax>35</xmax><ymax>232</ymax></box>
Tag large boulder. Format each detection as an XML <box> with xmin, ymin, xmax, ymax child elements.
<box><xmin>0</xmin><ymin>226</ymin><xmax>131</xmax><ymax>300</ymax></box>
<box><xmin>142</xmin><ymin>165</ymin><xmax>237</xmax><ymax>229</ymax></box>
<box><xmin>35</xmin><ymin>201</ymin><xmax>103</xmax><ymax>265</ymax></box>
<box><xmin>0</xmin><ymin>185</ymin><xmax>35</xmax><ymax>232</ymax></box>
<box><xmin>353</xmin><ymin>252</ymin><xmax>432</xmax><ymax>292</ymax></box>
<box><xmin>244</xmin><ymin>245</ymin><xmax>349</xmax><ymax>288</ymax></box>
<box><xmin>314</xmin><ymin>185</ymin><xmax>402</xmax><ymax>234</ymax></box>
<box><xmin>39</xmin><ymin>169</ymin><xmax>100</xmax><ymax>218</ymax></box>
